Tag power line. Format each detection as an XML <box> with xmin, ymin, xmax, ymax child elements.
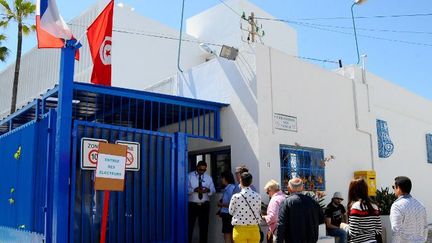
<box><xmin>256</xmin><ymin>13</ymin><xmax>432</xmax><ymax>21</ymax></box>
<box><xmin>69</xmin><ymin>23</ymin><xmax>341</xmax><ymax>66</ymax></box>
<box><xmin>217</xmin><ymin>0</ymin><xmax>242</xmax><ymax>18</ymax></box>
<box><xmin>291</xmin><ymin>21</ymin><xmax>432</xmax><ymax>47</ymax></box>
<box><xmin>284</xmin><ymin>20</ymin><xmax>432</xmax><ymax>35</ymax></box>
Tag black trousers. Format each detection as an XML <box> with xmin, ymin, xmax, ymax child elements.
<box><xmin>188</xmin><ymin>202</ymin><xmax>210</xmax><ymax>243</ymax></box>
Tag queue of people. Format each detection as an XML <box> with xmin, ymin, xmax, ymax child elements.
<box><xmin>188</xmin><ymin>162</ymin><xmax>428</xmax><ymax>243</ymax></box>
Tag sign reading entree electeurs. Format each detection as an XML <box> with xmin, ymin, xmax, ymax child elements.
<box><xmin>94</xmin><ymin>142</ymin><xmax>127</xmax><ymax>191</ymax></box>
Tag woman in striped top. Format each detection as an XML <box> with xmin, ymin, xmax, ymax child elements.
<box><xmin>340</xmin><ymin>179</ymin><xmax>383</xmax><ymax>243</ymax></box>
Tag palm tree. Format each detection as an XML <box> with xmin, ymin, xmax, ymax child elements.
<box><xmin>0</xmin><ymin>33</ymin><xmax>9</xmax><ymax>62</ymax></box>
<box><xmin>0</xmin><ymin>0</ymin><xmax>36</xmax><ymax>114</ymax></box>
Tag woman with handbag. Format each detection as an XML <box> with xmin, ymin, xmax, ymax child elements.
<box><xmin>218</xmin><ymin>171</ymin><xmax>236</xmax><ymax>243</ymax></box>
<box><xmin>229</xmin><ymin>172</ymin><xmax>263</xmax><ymax>243</ymax></box>
<box><xmin>340</xmin><ymin>178</ymin><xmax>383</xmax><ymax>243</ymax></box>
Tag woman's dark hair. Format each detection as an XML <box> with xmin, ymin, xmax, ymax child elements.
<box><xmin>347</xmin><ymin>178</ymin><xmax>375</xmax><ymax>214</ymax></box>
<box><xmin>240</xmin><ymin>172</ymin><xmax>253</xmax><ymax>187</ymax></box>
<box><xmin>221</xmin><ymin>171</ymin><xmax>235</xmax><ymax>184</ymax></box>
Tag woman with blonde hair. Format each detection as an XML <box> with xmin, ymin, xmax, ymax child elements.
<box><xmin>340</xmin><ymin>178</ymin><xmax>382</xmax><ymax>243</ymax></box>
<box><xmin>262</xmin><ymin>180</ymin><xmax>285</xmax><ymax>242</ymax></box>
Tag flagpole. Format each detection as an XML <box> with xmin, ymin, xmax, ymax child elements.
<box><xmin>52</xmin><ymin>39</ymin><xmax>81</xmax><ymax>243</ymax></box>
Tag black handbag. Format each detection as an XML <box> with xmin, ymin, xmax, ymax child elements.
<box><xmin>240</xmin><ymin>194</ymin><xmax>264</xmax><ymax>243</ymax></box>
<box><xmin>375</xmin><ymin>233</ymin><xmax>383</xmax><ymax>243</ymax></box>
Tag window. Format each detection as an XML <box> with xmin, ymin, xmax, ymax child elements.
<box><xmin>280</xmin><ymin>145</ymin><xmax>325</xmax><ymax>191</ymax></box>
<box><xmin>189</xmin><ymin>147</ymin><xmax>231</xmax><ymax>192</ymax></box>
<box><xmin>426</xmin><ymin>134</ymin><xmax>432</xmax><ymax>163</ymax></box>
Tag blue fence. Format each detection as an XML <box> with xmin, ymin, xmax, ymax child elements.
<box><xmin>71</xmin><ymin>120</ymin><xmax>176</xmax><ymax>242</ymax></box>
<box><xmin>0</xmin><ymin>81</ymin><xmax>225</xmax><ymax>242</ymax></box>
<box><xmin>0</xmin><ymin>110</ymin><xmax>56</xmax><ymax>237</ymax></box>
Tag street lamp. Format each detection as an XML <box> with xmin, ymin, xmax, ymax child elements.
<box><xmin>351</xmin><ymin>0</ymin><xmax>367</xmax><ymax>64</ymax></box>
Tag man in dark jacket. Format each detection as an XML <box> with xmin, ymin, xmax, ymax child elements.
<box><xmin>276</xmin><ymin>178</ymin><xmax>324</xmax><ymax>243</ymax></box>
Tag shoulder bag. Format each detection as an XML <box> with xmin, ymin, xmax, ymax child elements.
<box><xmin>240</xmin><ymin>194</ymin><xmax>264</xmax><ymax>243</ymax></box>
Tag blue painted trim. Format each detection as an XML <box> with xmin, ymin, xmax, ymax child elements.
<box><xmin>44</xmin><ymin>109</ymin><xmax>56</xmax><ymax>243</ymax></box>
<box><xmin>186</xmin><ymin>134</ymin><xmax>222</xmax><ymax>142</ymax></box>
<box><xmin>52</xmin><ymin>40</ymin><xmax>79</xmax><ymax>243</ymax></box>
<box><xmin>68</xmin><ymin>121</ymin><xmax>79</xmax><ymax>243</ymax></box>
<box><xmin>174</xmin><ymin>133</ymin><xmax>188</xmax><ymax>243</ymax></box>
<box><xmin>74</xmin><ymin>120</ymin><xmax>174</xmax><ymax>139</ymax></box>
<box><xmin>72</xmin><ymin>82</ymin><xmax>228</xmax><ymax>110</ymax></box>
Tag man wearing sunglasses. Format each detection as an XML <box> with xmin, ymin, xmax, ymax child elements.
<box><xmin>188</xmin><ymin>161</ymin><xmax>215</xmax><ymax>243</ymax></box>
<box><xmin>390</xmin><ymin>176</ymin><xmax>427</xmax><ymax>243</ymax></box>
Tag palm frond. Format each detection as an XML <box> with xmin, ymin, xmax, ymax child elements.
<box><xmin>21</xmin><ymin>23</ymin><xmax>34</xmax><ymax>35</ymax></box>
<box><xmin>0</xmin><ymin>0</ymin><xmax>11</xmax><ymax>12</ymax></box>
<box><xmin>0</xmin><ymin>46</ymin><xmax>9</xmax><ymax>62</ymax></box>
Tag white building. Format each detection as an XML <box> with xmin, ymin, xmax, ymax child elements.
<box><xmin>0</xmin><ymin>0</ymin><xmax>431</xmax><ymax>242</ymax></box>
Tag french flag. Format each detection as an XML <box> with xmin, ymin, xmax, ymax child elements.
<box><xmin>36</xmin><ymin>0</ymin><xmax>72</xmax><ymax>48</ymax></box>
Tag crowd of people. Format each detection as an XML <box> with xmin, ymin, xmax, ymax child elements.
<box><xmin>188</xmin><ymin>161</ymin><xmax>428</xmax><ymax>243</ymax></box>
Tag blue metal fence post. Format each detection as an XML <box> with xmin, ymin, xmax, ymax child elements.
<box><xmin>174</xmin><ymin>133</ymin><xmax>188</xmax><ymax>242</ymax></box>
<box><xmin>52</xmin><ymin>40</ymin><xmax>80</xmax><ymax>243</ymax></box>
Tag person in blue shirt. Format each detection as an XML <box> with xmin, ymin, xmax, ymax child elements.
<box><xmin>232</xmin><ymin>165</ymin><xmax>256</xmax><ymax>194</ymax></box>
<box><xmin>218</xmin><ymin>171</ymin><xmax>236</xmax><ymax>243</ymax></box>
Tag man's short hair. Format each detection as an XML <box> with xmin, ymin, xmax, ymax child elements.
<box><xmin>394</xmin><ymin>176</ymin><xmax>412</xmax><ymax>194</ymax></box>
<box><xmin>264</xmin><ymin>179</ymin><xmax>280</xmax><ymax>192</ymax></box>
<box><xmin>240</xmin><ymin>172</ymin><xmax>253</xmax><ymax>187</ymax></box>
<box><xmin>288</xmin><ymin>178</ymin><xmax>303</xmax><ymax>192</ymax></box>
<box><xmin>197</xmin><ymin>161</ymin><xmax>207</xmax><ymax>167</ymax></box>
<box><xmin>235</xmin><ymin>165</ymin><xmax>249</xmax><ymax>174</ymax></box>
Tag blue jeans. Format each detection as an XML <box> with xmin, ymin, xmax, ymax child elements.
<box><xmin>327</xmin><ymin>228</ymin><xmax>347</xmax><ymax>243</ymax></box>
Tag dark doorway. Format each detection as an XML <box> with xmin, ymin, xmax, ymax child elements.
<box><xmin>189</xmin><ymin>147</ymin><xmax>231</xmax><ymax>192</ymax></box>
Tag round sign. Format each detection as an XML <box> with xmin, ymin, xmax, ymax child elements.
<box><xmin>126</xmin><ymin>151</ymin><xmax>134</xmax><ymax>166</ymax></box>
<box><xmin>88</xmin><ymin>149</ymin><xmax>99</xmax><ymax>165</ymax></box>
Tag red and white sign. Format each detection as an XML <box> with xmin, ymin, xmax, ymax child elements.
<box><xmin>115</xmin><ymin>141</ymin><xmax>140</xmax><ymax>171</ymax></box>
<box><xmin>81</xmin><ymin>138</ymin><xmax>108</xmax><ymax>170</ymax></box>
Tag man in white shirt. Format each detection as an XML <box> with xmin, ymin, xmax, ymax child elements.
<box><xmin>188</xmin><ymin>161</ymin><xmax>215</xmax><ymax>243</ymax></box>
<box><xmin>390</xmin><ymin>176</ymin><xmax>428</xmax><ymax>243</ymax></box>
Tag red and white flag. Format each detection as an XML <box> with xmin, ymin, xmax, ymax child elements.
<box><xmin>87</xmin><ymin>0</ymin><xmax>114</xmax><ymax>86</ymax></box>
<box><xmin>36</xmin><ymin>0</ymin><xmax>72</xmax><ymax>48</ymax></box>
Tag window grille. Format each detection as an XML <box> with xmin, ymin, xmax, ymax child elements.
<box><xmin>426</xmin><ymin>134</ymin><xmax>432</xmax><ymax>163</ymax></box>
<box><xmin>280</xmin><ymin>145</ymin><xmax>325</xmax><ymax>191</ymax></box>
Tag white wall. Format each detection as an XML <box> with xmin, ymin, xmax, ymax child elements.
<box><xmin>166</xmin><ymin>45</ymin><xmax>432</xmax><ymax>224</ymax></box>
<box><xmin>255</xmin><ymin>46</ymin><xmax>374</xmax><ymax>206</ymax></box>
<box><xmin>186</xmin><ymin>0</ymin><xmax>298</xmax><ymax>57</ymax></box>
<box><xmin>366</xmin><ymin>71</ymin><xmax>432</xmax><ymax>222</ymax></box>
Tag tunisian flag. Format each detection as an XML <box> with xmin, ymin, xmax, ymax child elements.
<box><xmin>87</xmin><ymin>0</ymin><xmax>114</xmax><ymax>86</ymax></box>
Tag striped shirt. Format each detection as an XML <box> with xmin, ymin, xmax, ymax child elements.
<box><xmin>390</xmin><ymin>194</ymin><xmax>428</xmax><ymax>243</ymax></box>
<box><xmin>347</xmin><ymin>201</ymin><xmax>382</xmax><ymax>243</ymax></box>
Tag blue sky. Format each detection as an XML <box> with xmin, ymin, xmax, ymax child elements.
<box><xmin>0</xmin><ymin>0</ymin><xmax>431</xmax><ymax>100</ymax></box>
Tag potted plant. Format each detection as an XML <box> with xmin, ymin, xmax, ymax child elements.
<box><xmin>374</xmin><ymin>187</ymin><xmax>397</xmax><ymax>243</ymax></box>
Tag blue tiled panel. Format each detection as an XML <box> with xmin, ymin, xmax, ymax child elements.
<box><xmin>377</xmin><ymin>119</ymin><xmax>394</xmax><ymax>158</ymax></box>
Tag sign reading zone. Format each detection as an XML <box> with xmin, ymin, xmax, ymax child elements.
<box><xmin>81</xmin><ymin>138</ymin><xmax>108</xmax><ymax>170</ymax></box>
<box><xmin>115</xmin><ymin>141</ymin><xmax>140</xmax><ymax>171</ymax></box>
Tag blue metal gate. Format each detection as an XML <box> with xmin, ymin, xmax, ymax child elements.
<box><xmin>71</xmin><ymin>120</ymin><xmax>178</xmax><ymax>243</ymax></box>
